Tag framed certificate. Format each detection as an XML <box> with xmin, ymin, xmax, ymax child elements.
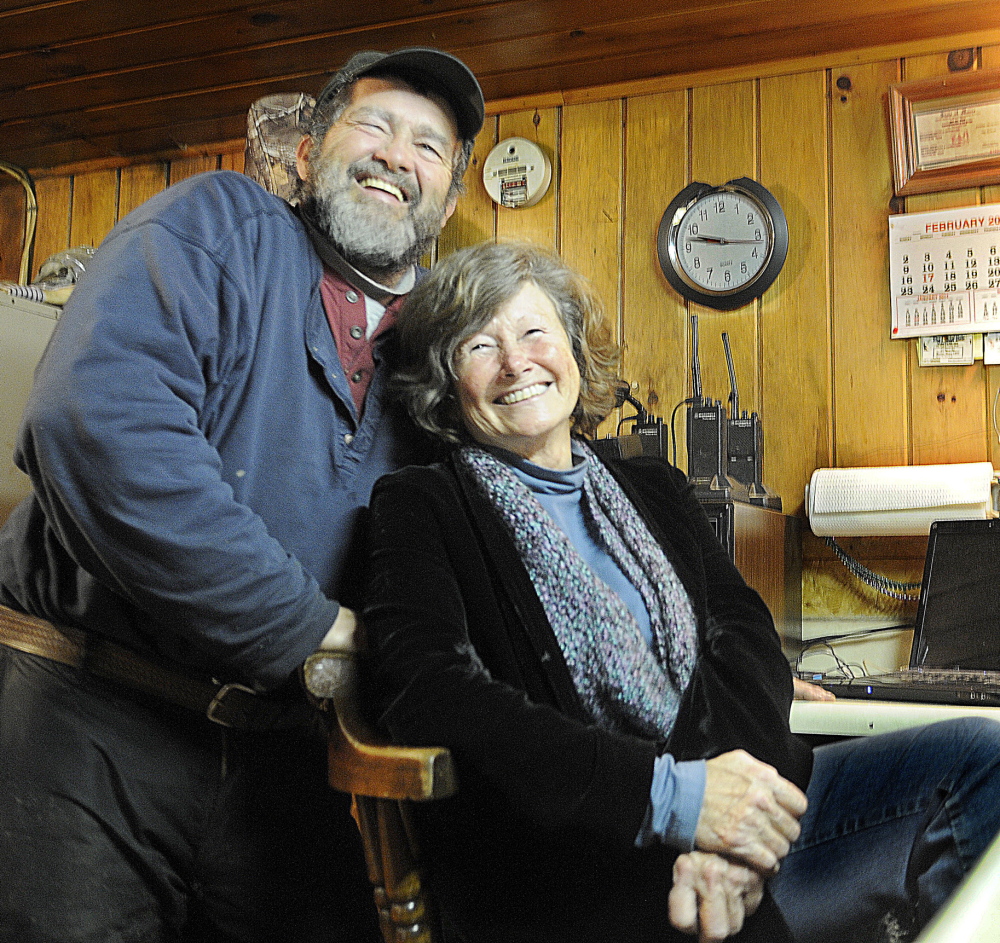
<box><xmin>890</xmin><ymin>70</ymin><xmax>1000</xmax><ymax>197</ymax></box>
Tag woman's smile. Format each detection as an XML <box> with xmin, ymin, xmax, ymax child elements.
<box><xmin>454</xmin><ymin>281</ymin><xmax>581</xmax><ymax>469</ymax></box>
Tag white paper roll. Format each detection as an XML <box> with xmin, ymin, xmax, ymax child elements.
<box><xmin>805</xmin><ymin>462</ymin><xmax>996</xmax><ymax>536</ymax></box>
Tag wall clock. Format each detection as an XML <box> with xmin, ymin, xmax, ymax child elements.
<box><xmin>656</xmin><ymin>177</ymin><xmax>788</xmax><ymax>310</ymax></box>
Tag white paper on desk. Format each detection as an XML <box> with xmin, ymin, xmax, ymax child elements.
<box><xmin>805</xmin><ymin>462</ymin><xmax>996</xmax><ymax>536</ymax></box>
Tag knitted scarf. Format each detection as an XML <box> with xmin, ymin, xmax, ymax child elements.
<box><xmin>457</xmin><ymin>445</ymin><xmax>698</xmax><ymax>740</ymax></box>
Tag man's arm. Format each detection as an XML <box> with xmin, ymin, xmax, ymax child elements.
<box><xmin>15</xmin><ymin>178</ymin><xmax>338</xmax><ymax>686</ymax></box>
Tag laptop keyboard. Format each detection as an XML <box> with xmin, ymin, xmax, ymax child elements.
<box><xmin>882</xmin><ymin>668</ymin><xmax>1000</xmax><ymax>685</ymax></box>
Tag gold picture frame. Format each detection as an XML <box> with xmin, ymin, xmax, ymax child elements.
<box><xmin>890</xmin><ymin>69</ymin><xmax>1000</xmax><ymax>197</ymax></box>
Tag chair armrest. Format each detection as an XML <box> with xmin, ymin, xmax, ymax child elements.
<box><xmin>303</xmin><ymin>651</ymin><xmax>457</xmax><ymax>802</ymax></box>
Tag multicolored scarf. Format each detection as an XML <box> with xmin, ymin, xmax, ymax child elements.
<box><xmin>458</xmin><ymin>445</ymin><xmax>698</xmax><ymax>740</ymax></box>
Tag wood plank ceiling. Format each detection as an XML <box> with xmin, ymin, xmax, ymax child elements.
<box><xmin>2</xmin><ymin>0</ymin><xmax>1000</xmax><ymax>171</ymax></box>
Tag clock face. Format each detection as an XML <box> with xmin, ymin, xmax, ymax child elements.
<box><xmin>671</xmin><ymin>190</ymin><xmax>772</xmax><ymax>292</ymax></box>
<box><xmin>657</xmin><ymin>178</ymin><xmax>788</xmax><ymax>311</ymax></box>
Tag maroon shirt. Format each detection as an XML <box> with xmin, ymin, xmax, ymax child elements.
<box><xmin>319</xmin><ymin>268</ymin><xmax>406</xmax><ymax>416</ymax></box>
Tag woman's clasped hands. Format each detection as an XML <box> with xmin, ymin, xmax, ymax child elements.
<box><xmin>670</xmin><ymin>750</ymin><xmax>808</xmax><ymax>942</ymax></box>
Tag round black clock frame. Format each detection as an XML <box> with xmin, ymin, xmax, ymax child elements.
<box><xmin>656</xmin><ymin>176</ymin><xmax>788</xmax><ymax>311</ymax></box>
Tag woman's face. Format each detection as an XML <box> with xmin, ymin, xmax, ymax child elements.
<box><xmin>453</xmin><ymin>281</ymin><xmax>581</xmax><ymax>470</ymax></box>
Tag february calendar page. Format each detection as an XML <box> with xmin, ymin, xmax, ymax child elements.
<box><xmin>889</xmin><ymin>204</ymin><xmax>1000</xmax><ymax>339</ymax></box>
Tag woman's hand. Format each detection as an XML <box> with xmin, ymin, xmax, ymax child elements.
<box><xmin>695</xmin><ymin>750</ymin><xmax>807</xmax><ymax>874</ymax></box>
<box><xmin>793</xmin><ymin>677</ymin><xmax>835</xmax><ymax>701</ymax></box>
<box><xmin>669</xmin><ymin>850</ymin><xmax>765</xmax><ymax>942</ymax></box>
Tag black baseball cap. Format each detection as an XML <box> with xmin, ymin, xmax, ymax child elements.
<box><xmin>314</xmin><ymin>47</ymin><xmax>485</xmax><ymax>141</ymax></box>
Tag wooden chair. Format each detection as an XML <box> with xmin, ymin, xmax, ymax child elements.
<box><xmin>303</xmin><ymin>649</ymin><xmax>456</xmax><ymax>943</ymax></box>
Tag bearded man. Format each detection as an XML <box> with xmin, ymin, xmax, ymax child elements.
<box><xmin>0</xmin><ymin>48</ymin><xmax>483</xmax><ymax>943</ymax></box>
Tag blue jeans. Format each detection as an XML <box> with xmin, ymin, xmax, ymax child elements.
<box><xmin>770</xmin><ymin>717</ymin><xmax>1000</xmax><ymax>942</ymax></box>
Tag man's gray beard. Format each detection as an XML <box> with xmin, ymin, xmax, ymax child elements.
<box><xmin>302</xmin><ymin>155</ymin><xmax>446</xmax><ymax>283</ymax></box>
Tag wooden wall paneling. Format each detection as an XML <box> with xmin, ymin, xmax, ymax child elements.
<box><xmin>829</xmin><ymin>60</ymin><xmax>908</xmax><ymax>468</ymax></box>
<box><xmin>811</xmin><ymin>59</ymin><xmax>923</xmax><ymax>625</ymax></box>
<box><xmin>906</xmin><ymin>353</ymin><xmax>990</xmax><ymax>464</ymax></box>
<box><xmin>0</xmin><ymin>175</ymin><xmax>26</xmax><ymax>283</ymax></box>
<box><xmin>439</xmin><ymin>119</ymin><xmax>498</xmax><ymax>260</ymax></box>
<box><xmin>987</xmin><ymin>365</ymin><xmax>1000</xmax><ymax>469</ymax></box>
<box><xmin>759</xmin><ymin>69</ymin><xmax>832</xmax><ymax>516</ymax></box>
<box><xmin>168</xmin><ymin>155</ymin><xmax>219</xmax><ymax>186</ymax></box>
<box><xmin>560</xmin><ymin>98</ymin><xmax>624</xmax><ymax>440</ymax></box>
<box><xmin>622</xmin><ymin>90</ymin><xmax>688</xmax><ymax>458</ymax></box>
<box><xmin>495</xmin><ymin>108</ymin><xmax>559</xmax><ymax>250</ymax></box>
<box><xmin>981</xmin><ymin>44</ymin><xmax>1000</xmax><ymax>468</ymax></box>
<box><xmin>69</xmin><ymin>169</ymin><xmax>118</xmax><ymax>252</ymax></box>
<box><xmin>219</xmin><ymin>148</ymin><xmax>245</xmax><ymax>175</ymax></box>
<box><xmin>902</xmin><ymin>51</ymin><xmax>988</xmax><ymax>465</ymax></box>
<box><xmin>689</xmin><ymin>81</ymin><xmax>759</xmax><ymax>415</ymax></box>
<box><xmin>560</xmin><ymin>99</ymin><xmax>623</xmax><ymax>329</ymax></box>
<box><xmin>118</xmin><ymin>163</ymin><xmax>169</xmax><ymax>221</ymax></box>
<box><xmin>31</xmin><ymin>177</ymin><xmax>71</xmax><ymax>279</ymax></box>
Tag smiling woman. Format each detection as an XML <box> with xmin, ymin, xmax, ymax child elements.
<box><xmin>360</xmin><ymin>240</ymin><xmax>814</xmax><ymax>943</ymax></box>
<box><xmin>452</xmin><ymin>280</ymin><xmax>582</xmax><ymax>469</ymax></box>
<box><xmin>391</xmin><ymin>241</ymin><xmax>620</xmax><ymax>450</ymax></box>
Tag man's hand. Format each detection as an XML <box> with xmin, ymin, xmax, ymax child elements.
<box><xmin>318</xmin><ymin>606</ymin><xmax>359</xmax><ymax>651</ymax></box>
<box><xmin>669</xmin><ymin>851</ymin><xmax>765</xmax><ymax>942</ymax></box>
<box><xmin>694</xmin><ymin>750</ymin><xmax>807</xmax><ymax>874</ymax></box>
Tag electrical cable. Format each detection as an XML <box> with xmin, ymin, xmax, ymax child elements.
<box><xmin>823</xmin><ymin>536</ymin><xmax>922</xmax><ymax>601</ymax></box>
<box><xmin>669</xmin><ymin>397</ymin><xmax>697</xmax><ymax>467</ymax></box>
<box><xmin>616</xmin><ymin>411</ymin><xmax>643</xmax><ymax>436</ymax></box>
<box><xmin>795</xmin><ymin>640</ymin><xmax>865</xmax><ymax>680</ymax></box>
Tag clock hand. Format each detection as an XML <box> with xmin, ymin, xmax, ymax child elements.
<box><xmin>688</xmin><ymin>235</ymin><xmax>762</xmax><ymax>245</ymax></box>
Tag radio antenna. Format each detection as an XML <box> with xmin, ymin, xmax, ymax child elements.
<box><xmin>690</xmin><ymin>315</ymin><xmax>703</xmax><ymax>402</ymax></box>
<box><xmin>722</xmin><ymin>331</ymin><xmax>739</xmax><ymax>419</ymax></box>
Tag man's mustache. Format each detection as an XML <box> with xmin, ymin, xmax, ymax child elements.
<box><xmin>348</xmin><ymin>160</ymin><xmax>420</xmax><ymax>206</ymax></box>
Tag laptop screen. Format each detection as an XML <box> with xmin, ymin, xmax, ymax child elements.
<box><xmin>911</xmin><ymin>519</ymin><xmax>1000</xmax><ymax>670</ymax></box>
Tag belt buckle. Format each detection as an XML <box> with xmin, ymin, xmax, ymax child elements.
<box><xmin>206</xmin><ymin>681</ymin><xmax>257</xmax><ymax>727</ymax></box>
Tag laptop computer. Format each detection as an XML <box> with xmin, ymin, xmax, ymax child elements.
<box><xmin>817</xmin><ymin>518</ymin><xmax>1000</xmax><ymax>705</ymax></box>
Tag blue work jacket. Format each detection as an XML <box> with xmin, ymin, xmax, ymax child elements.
<box><xmin>0</xmin><ymin>172</ymin><xmax>427</xmax><ymax>688</ymax></box>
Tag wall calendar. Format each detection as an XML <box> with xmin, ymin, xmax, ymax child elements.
<box><xmin>889</xmin><ymin>203</ymin><xmax>1000</xmax><ymax>339</ymax></box>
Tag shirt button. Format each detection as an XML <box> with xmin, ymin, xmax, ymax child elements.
<box><xmin>351</xmin><ymin>371</ymin><xmax>363</xmax><ymax>383</ymax></box>
<box><xmin>349</xmin><ymin>325</ymin><xmax>363</xmax><ymax>339</ymax></box>
<box><xmin>345</xmin><ymin>290</ymin><xmax>359</xmax><ymax>304</ymax></box>
<box><xmin>344</xmin><ymin>433</ymin><xmax>354</xmax><ymax>445</ymax></box>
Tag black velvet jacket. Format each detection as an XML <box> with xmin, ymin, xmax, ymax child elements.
<box><xmin>363</xmin><ymin>448</ymin><xmax>813</xmax><ymax>943</ymax></box>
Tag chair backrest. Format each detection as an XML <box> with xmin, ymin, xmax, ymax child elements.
<box><xmin>303</xmin><ymin>650</ymin><xmax>456</xmax><ymax>943</ymax></box>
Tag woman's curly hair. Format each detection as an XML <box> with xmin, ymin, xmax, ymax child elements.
<box><xmin>394</xmin><ymin>240</ymin><xmax>621</xmax><ymax>444</ymax></box>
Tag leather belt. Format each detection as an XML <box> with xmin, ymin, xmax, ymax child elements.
<box><xmin>0</xmin><ymin>604</ymin><xmax>314</xmax><ymax>731</ymax></box>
